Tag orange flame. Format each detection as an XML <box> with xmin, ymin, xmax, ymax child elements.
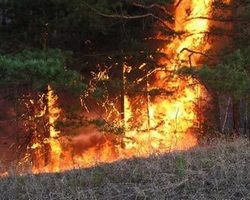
<box><xmin>123</xmin><ymin>0</ymin><xmax>213</xmax><ymax>155</ymax></box>
<box><xmin>31</xmin><ymin>85</ymin><xmax>63</xmax><ymax>173</ymax></box>
<box><xmin>46</xmin><ymin>85</ymin><xmax>62</xmax><ymax>172</ymax></box>
<box><xmin>14</xmin><ymin>0</ymin><xmax>217</xmax><ymax>175</ymax></box>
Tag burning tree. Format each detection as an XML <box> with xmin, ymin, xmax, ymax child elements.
<box><xmin>179</xmin><ymin>0</ymin><xmax>250</xmax><ymax>136</ymax></box>
<box><xmin>0</xmin><ymin>49</ymin><xmax>85</xmax><ymax>172</ymax></box>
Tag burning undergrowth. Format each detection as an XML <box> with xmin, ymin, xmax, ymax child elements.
<box><xmin>1</xmin><ymin>139</ymin><xmax>249</xmax><ymax>200</ymax></box>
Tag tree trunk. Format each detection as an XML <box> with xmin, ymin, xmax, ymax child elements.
<box><xmin>222</xmin><ymin>96</ymin><xmax>231</xmax><ymax>133</ymax></box>
<box><xmin>243</xmin><ymin>99</ymin><xmax>248</xmax><ymax>137</ymax></box>
<box><xmin>146</xmin><ymin>73</ymin><xmax>151</xmax><ymax>130</ymax></box>
<box><xmin>232</xmin><ymin>99</ymin><xmax>240</xmax><ymax>136</ymax></box>
<box><xmin>121</xmin><ymin>64</ymin><xmax>126</xmax><ymax>129</ymax></box>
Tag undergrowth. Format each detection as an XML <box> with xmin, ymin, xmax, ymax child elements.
<box><xmin>0</xmin><ymin>139</ymin><xmax>249</xmax><ymax>200</ymax></box>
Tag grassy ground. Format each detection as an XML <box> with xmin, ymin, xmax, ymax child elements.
<box><xmin>0</xmin><ymin>139</ymin><xmax>249</xmax><ymax>200</ymax></box>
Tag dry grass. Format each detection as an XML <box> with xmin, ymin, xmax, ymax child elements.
<box><xmin>0</xmin><ymin>139</ymin><xmax>249</xmax><ymax>200</ymax></box>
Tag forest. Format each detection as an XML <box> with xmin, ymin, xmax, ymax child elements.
<box><xmin>0</xmin><ymin>0</ymin><xmax>250</xmax><ymax>199</ymax></box>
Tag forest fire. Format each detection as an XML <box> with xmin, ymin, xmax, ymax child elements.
<box><xmin>2</xmin><ymin>0</ymin><xmax>219</xmax><ymax>175</ymax></box>
<box><xmin>123</xmin><ymin>0</ymin><xmax>213</xmax><ymax>156</ymax></box>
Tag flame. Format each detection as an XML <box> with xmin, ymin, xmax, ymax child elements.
<box><xmin>32</xmin><ymin>85</ymin><xmax>63</xmax><ymax>173</ymax></box>
<box><xmin>3</xmin><ymin>0</ymin><xmax>220</xmax><ymax>175</ymax></box>
<box><xmin>37</xmin><ymin>0</ymin><xmax>212</xmax><ymax>172</ymax></box>
<box><xmin>46</xmin><ymin>85</ymin><xmax>62</xmax><ymax>172</ymax></box>
<box><xmin>122</xmin><ymin>0</ymin><xmax>213</xmax><ymax>155</ymax></box>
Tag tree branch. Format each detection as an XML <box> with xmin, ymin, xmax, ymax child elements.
<box><xmin>180</xmin><ymin>48</ymin><xmax>210</xmax><ymax>58</ymax></box>
<box><xmin>129</xmin><ymin>2</ymin><xmax>174</xmax><ymax>22</ymax></box>
<box><xmin>175</xmin><ymin>0</ymin><xmax>183</xmax><ymax>9</ymax></box>
<box><xmin>82</xmin><ymin>1</ymin><xmax>176</xmax><ymax>34</ymax></box>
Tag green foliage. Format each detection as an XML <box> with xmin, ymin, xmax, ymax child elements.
<box><xmin>1</xmin><ymin>0</ymin><xmax>115</xmax><ymax>48</ymax></box>
<box><xmin>91</xmin><ymin>167</ymin><xmax>105</xmax><ymax>185</ymax></box>
<box><xmin>90</xmin><ymin>119</ymin><xmax>124</xmax><ymax>135</ymax></box>
<box><xmin>92</xmin><ymin>87</ymin><xmax>107</xmax><ymax>100</ymax></box>
<box><xmin>0</xmin><ymin>49</ymin><xmax>86</xmax><ymax>92</ymax></box>
<box><xmin>0</xmin><ymin>0</ymin><xmax>174</xmax><ymax>52</ymax></box>
<box><xmin>179</xmin><ymin>48</ymin><xmax>250</xmax><ymax>99</ymax></box>
<box><xmin>175</xmin><ymin>156</ymin><xmax>187</xmax><ymax>177</ymax></box>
